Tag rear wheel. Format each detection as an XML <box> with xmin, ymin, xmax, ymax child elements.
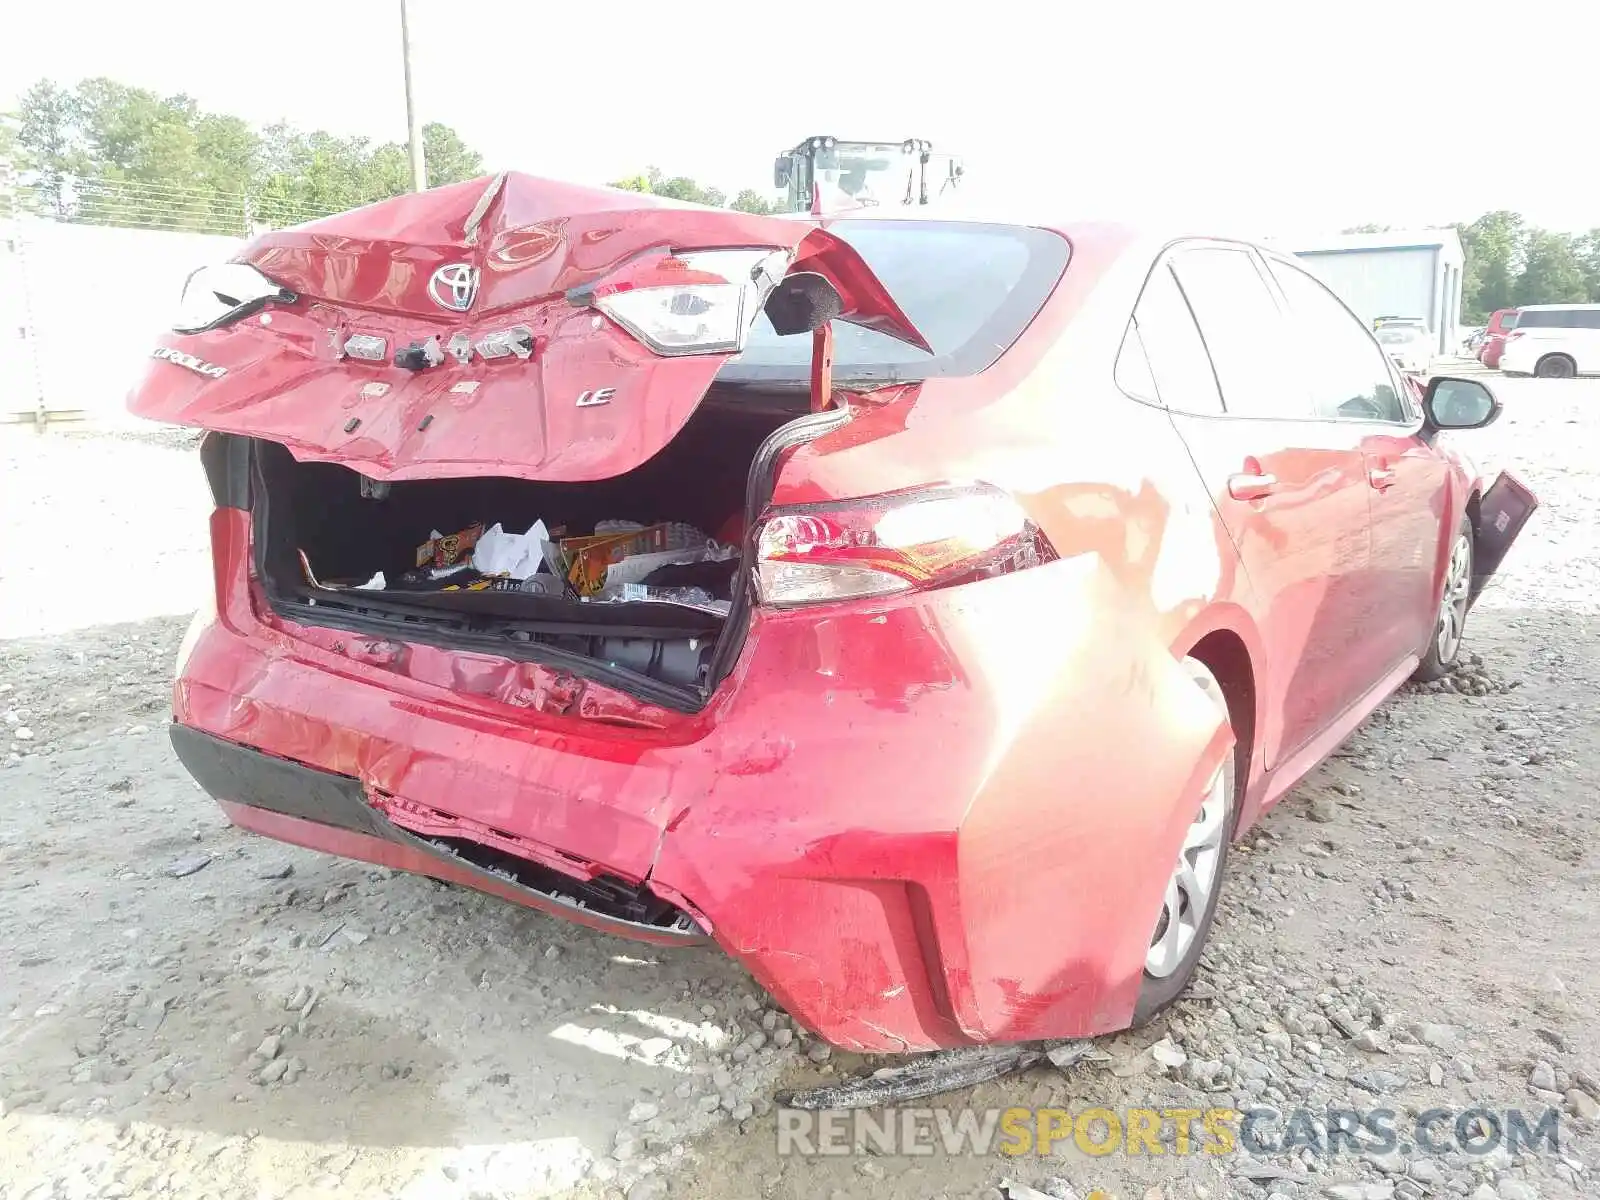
<box><xmin>1535</xmin><ymin>354</ymin><xmax>1576</xmax><ymax>379</ymax></box>
<box><xmin>1413</xmin><ymin>520</ymin><xmax>1473</xmax><ymax>682</ymax></box>
<box><xmin>1132</xmin><ymin>658</ymin><xmax>1238</xmax><ymax>1024</ymax></box>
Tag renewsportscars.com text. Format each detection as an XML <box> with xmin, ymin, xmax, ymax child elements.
<box><xmin>776</xmin><ymin>1105</ymin><xmax>1561</xmax><ymax>1159</ymax></box>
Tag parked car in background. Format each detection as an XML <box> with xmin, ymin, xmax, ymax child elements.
<box><xmin>127</xmin><ymin>178</ymin><xmax>1538</xmax><ymax>1051</ymax></box>
<box><xmin>1376</xmin><ymin>323</ymin><xmax>1433</xmax><ymax>373</ymax></box>
<box><xmin>1460</xmin><ymin>326</ymin><xmax>1486</xmax><ymax>356</ymax></box>
<box><xmin>1498</xmin><ymin>303</ymin><xmax>1600</xmax><ymax>378</ymax></box>
<box><xmin>1478</xmin><ymin>307</ymin><xmax>1519</xmax><ymax>368</ymax></box>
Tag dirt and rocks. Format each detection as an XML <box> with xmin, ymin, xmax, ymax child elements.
<box><xmin>2</xmin><ymin>375</ymin><xmax>1598</xmax><ymax>1200</ymax></box>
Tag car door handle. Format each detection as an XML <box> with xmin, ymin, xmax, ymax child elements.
<box><xmin>1227</xmin><ymin>472</ymin><xmax>1277</xmax><ymax>501</ymax></box>
<box><xmin>1368</xmin><ymin>466</ymin><xmax>1397</xmax><ymax>490</ymax></box>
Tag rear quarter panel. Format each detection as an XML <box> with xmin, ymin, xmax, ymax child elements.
<box><xmin>774</xmin><ymin>225</ymin><xmax>1270</xmax><ymax>783</ymax></box>
<box><xmin>705</xmin><ymin>226</ymin><xmax>1271</xmax><ymax>1043</ymax></box>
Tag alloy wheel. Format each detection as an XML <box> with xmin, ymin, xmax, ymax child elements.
<box><xmin>1436</xmin><ymin>533</ymin><xmax>1472</xmax><ymax>665</ymax></box>
<box><xmin>1144</xmin><ymin>760</ymin><xmax>1229</xmax><ymax>979</ymax></box>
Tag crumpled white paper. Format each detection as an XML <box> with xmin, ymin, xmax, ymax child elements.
<box><xmin>471</xmin><ymin>520</ymin><xmax>549</xmax><ymax>581</ymax></box>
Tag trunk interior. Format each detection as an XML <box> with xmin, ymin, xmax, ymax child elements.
<box><xmin>252</xmin><ymin>388</ymin><xmax>804</xmax><ymax>705</ymax></box>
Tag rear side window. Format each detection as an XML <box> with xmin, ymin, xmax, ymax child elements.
<box><xmin>1498</xmin><ymin>311</ymin><xmax>1519</xmax><ymax>331</ymax></box>
<box><xmin>1169</xmin><ymin>247</ymin><xmax>1308</xmax><ymax>419</ymax></box>
<box><xmin>1266</xmin><ymin>258</ymin><xmax>1409</xmax><ymax>423</ymax></box>
<box><xmin>721</xmin><ymin>221</ymin><xmax>1070</xmax><ymax>383</ymax></box>
<box><xmin>1119</xmin><ymin>264</ymin><xmax>1224</xmax><ymax>415</ymax></box>
<box><xmin>1517</xmin><ymin>308</ymin><xmax>1600</xmax><ymax>329</ymax></box>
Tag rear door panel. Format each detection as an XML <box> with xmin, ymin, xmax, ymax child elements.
<box><xmin>1155</xmin><ymin>244</ymin><xmax>1380</xmax><ymax>767</ymax></box>
<box><xmin>1262</xmin><ymin>256</ymin><xmax>1450</xmax><ymax>677</ymax></box>
<box><xmin>1170</xmin><ymin>416</ymin><xmax>1375</xmax><ymax>765</ymax></box>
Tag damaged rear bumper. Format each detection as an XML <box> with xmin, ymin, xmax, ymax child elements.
<box><xmin>173</xmin><ymin>515</ymin><xmax>1230</xmax><ymax>1051</ymax></box>
<box><xmin>170</xmin><ymin>724</ymin><xmax>709</xmax><ymax>945</ymax></box>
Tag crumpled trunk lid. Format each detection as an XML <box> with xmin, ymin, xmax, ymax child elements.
<box><xmin>128</xmin><ymin>173</ymin><xmax>923</xmax><ymax>482</ymax></box>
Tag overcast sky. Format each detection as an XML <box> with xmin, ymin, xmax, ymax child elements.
<box><xmin>4</xmin><ymin>0</ymin><xmax>1596</xmax><ymax>236</ymax></box>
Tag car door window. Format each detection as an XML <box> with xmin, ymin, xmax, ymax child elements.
<box><xmin>1168</xmin><ymin>247</ymin><xmax>1310</xmax><ymax>419</ymax></box>
<box><xmin>1116</xmin><ymin>264</ymin><xmax>1225</xmax><ymax>415</ymax></box>
<box><xmin>1264</xmin><ymin>258</ymin><xmax>1409</xmax><ymax>423</ymax></box>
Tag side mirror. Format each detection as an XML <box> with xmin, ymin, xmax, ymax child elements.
<box><xmin>1423</xmin><ymin>376</ymin><xmax>1500</xmax><ymax>432</ymax></box>
<box><xmin>773</xmin><ymin>158</ymin><xmax>791</xmax><ymax>188</ymax></box>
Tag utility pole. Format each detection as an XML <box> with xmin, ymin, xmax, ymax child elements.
<box><xmin>400</xmin><ymin>0</ymin><xmax>427</xmax><ymax>192</ymax></box>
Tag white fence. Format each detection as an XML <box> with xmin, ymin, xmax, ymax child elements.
<box><xmin>1</xmin><ymin>219</ymin><xmax>245</xmax><ymax>425</ymax></box>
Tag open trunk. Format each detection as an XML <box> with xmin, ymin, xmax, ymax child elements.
<box><xmin>253</xmin><ymin>388</ymin><xmax>812</xmax><ymax>708</ymax></box>
<box><xmin>135</xmin><ymin>175</ymin><xmax>926</xmax><ymax>707</ymax></box>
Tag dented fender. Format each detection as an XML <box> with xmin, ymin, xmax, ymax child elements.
<box><xmin>649</xmin><ymin>557</ymin><xmax>1231</xmax><ymax>1051</ymax></box>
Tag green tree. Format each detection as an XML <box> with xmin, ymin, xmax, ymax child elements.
<box><xmin>1514</xmin><ymin>230</ymin><xmax>1588</xmax><ymax>306</ymax></box>
<box><xmin>15</xmin><ymin>79</ymin><xmax>78</xmax><ymax>217</ymax></box>
<box><xmin>421</xmin><ymin>122</ymin><xmax>483</xmax><ymax>189</ymax></box>
<box><xmin>730</xmin><ymin>188</ymin><xmax>776</xmax><ymax>215</ymax></box>
<box><xmin>608</xmin><ymin>167</ymin><xmax>772</xmax><ymax>213</ymax></box>
<box><xmin>1573</xmin><ymin>230</ymin><xmax>1600</xmax><ymax>303</ymax></box>
<box><xmin>656</xmin><ymin>176</ymin><xmax>725</xmax><ymax>206</ymax></box>
<box><xmin>11</xmin><ymin>75</ymin><xmax>487</xmax><ymax>232</ymax></box>
<box><xmin>1457</xmin><ymin>210</ymin><xmax>1526</xmax><ymax>321</ymax></box>
<box><xmin>194</xmin><ymin>113</ymin><xmax>259</xmax><ymax>195</ymax></box>
<box><xmin>608</xmin><ymin>171</ymin><xmax>653</xmax><ymax>193</ymax></box>
<box><xmin>359</xmin><ymin>142</ymin><xmax>413</xmax><ymax>203</ymax></box>
<box><xmin>608</xmin><ymin>166</ymin><xmax>725</xmax><ymax>207</ymax></box>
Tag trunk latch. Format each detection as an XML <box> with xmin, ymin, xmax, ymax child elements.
<box><xmin>394</xmin><ymin>336</ymin><xmax>446</xmax><ymax>371</ymax></box>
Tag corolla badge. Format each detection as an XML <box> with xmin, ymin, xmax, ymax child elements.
<box><xmin>428</xmin><ymin>263</ymin><xmax>479</xmax><ymax>312</ymax></box>
<box><xmin>151</xmin><ymin>346</ymin><xmax>227</xmax><ymax>378</ymax></box>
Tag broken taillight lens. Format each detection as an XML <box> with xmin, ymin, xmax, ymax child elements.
<box><xmin>586</xmin><ymin>248</ymin><xmax>790</xmax><ymax>356</ymax></box>
<box><xmin>174</xmin><ymin>262</ymin><xmax>297</xmax><ymax>334</ymax></box>
<box><xmin>754</xmin><ymin>484</ymin><xmax>1058</xmax><ymax>608</ymax></box>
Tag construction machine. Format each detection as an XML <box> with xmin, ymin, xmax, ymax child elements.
<box><xmin>773</xmin><ymin>137</ymin><xmax>964</xmax><ymax>215</ymax></box>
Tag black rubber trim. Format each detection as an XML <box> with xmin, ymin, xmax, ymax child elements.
<box><xmin>199</xmin><ymin>432</ymin><xmax>252</xmax><ymax>511</ymax></box>
<box><xmin>170</xmin><ymin>723</ymin><xmax>390</xmax><ymax>840</ymax></box>
<box><xmin>167</xmin><ymin>724</ymin><xmax>707</xmax><ymax>942</ymax></box>
<box><xmin>704</xmin><ymin>403</ymin><xmax>854</xmax><ymax>689</ymax></box>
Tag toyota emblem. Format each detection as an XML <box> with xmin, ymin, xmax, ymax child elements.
<box><xmin>428</xmin><ymin>262</ymin><xmax>479</xmax><ymax>312</ymax></box>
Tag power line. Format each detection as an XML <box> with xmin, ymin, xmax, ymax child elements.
<box><xmin>9</xmin><ymin>174</ymin><xmax>352</xmax><ymax>236</ymax></box>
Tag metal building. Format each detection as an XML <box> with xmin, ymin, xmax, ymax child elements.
<box><xmin>1274</xmin><ymin>229</ymin><xmax>1466</xmax><ymax>356</ymax></box>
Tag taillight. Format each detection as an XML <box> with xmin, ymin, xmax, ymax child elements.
<box><xmin>584</xmin><ymin>248</ymin><xmax>791</xmax><ymax>356</ymax></box>
<box><xmin>754</xmin><ymin>484</ymin><xmax>1058</xmax><ymax>608</ymax></box>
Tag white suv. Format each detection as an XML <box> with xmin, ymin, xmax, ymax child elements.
<box><xmin>1498</xmin><ymin>303</ymin><xmax>1600</xmax><ymax>378</ymax></box>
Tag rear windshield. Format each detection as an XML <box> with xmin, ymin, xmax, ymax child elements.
<box><xmin>1497</xmin><ymin>311</ymin><xmax>1519</xmax><ymax>331</ymax></box>
<box><xmin>1377</xmin><ymin>328</ymin><xmax>1420</xmax><ymax>344</ymax></box>
<box><xmin>1515</xmin><ymin>307</ymin><xmax>1600</xmax><ymax>329</ymax></box>
<box><xmin>718</xmin><ymin>220</ymin><xmax>1070</xmax><ymax>384</ymax></box>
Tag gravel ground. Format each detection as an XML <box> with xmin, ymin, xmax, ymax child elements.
<box><xmin>2</xmin><ymin>373</ymin><xmax>1598</xmax><ymax>1200</ymax></box>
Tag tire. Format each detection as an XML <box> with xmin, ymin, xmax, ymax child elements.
<box><xmin>1132</xmin><ymin>658</ymin><xmax>1239</xmax><ymax>1025</ymax></box>
<box><xmin>1413</xmin><ymin>519</ymin><xmax>1473</xmax><ymax>682</ymax></box>
<box><xmin>1534</xmin><ymin>354</ymin><xmax>1576</xmax><ymax>379</ymax></box>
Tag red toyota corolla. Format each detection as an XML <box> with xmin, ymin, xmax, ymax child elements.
<box><xmin>130</xmin><ymin>175</ymin><xmax>1536</xmax><ymax>1053</ymax></box>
